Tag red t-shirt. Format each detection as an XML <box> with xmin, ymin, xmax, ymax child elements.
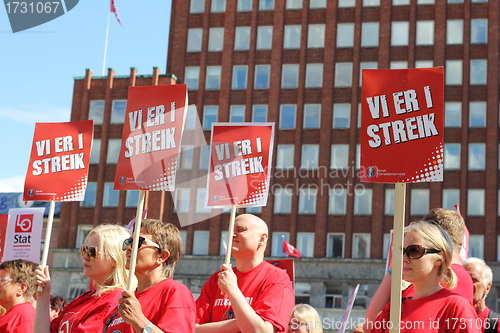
<box><xmin>196</xmin><ymin>261</ymin><xmax>295</xmax><ymax>333</ymax></box>
<box><xmin>51</xmin><ymin>288</ymin><xmax>122</xmax><ymax>333</ymax></box>
<box><xmin>477</xmin><ymin>306</ymin><xmax>500</xmax><ymax>333</ymax></box>
<box><xmin>372</xmin><ymin>288</ymin><xmax>480</xmax><ymax>333</ymax></box>
<box><xmin>0</xmin><ymin>302</ymin><xmax>35</xmax><ymax>333</ymax></box>
<box><xmin>104</xmin><ymin>279</ymin><xmax>196</xmax><ymax>333</ymax></box>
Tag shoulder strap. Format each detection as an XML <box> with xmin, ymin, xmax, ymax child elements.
<box><xmin>102</xmin><ymin>309</ymin><xmax>119</xmax><ymax>333</ymax></box>
<box><xmin>485</xmin><ymin>310</ymin><xmax>500</xmax><ymax>333</ymax></box>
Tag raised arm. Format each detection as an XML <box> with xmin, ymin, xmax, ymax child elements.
<box><xmin>34</xmin><ymin>266</ymin><xmax>52</xmax><ymax>333</ymax></box>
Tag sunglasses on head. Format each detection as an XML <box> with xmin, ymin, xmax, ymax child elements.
<box><xmin>403</xmin><ymin>245</ymin><xmax>441</xmax><ymax>259</ymax></box>
<box><xmin>122</xmin><ymin>236</ymin><xmax>161</xmax><ymax>251</ymax></box>
<box><xmin>80</xmin><ymin>245</ymin><xmax>99</xmax><ymax>260</ymax></box>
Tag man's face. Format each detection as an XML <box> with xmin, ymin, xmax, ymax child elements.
<box><xmin>465</xmin><ymin>262</ymin><xmax>488</xmax><ymax>304</ymax></box>
<box><xmin>232</xmin><ymin>217</ymin><xmax>263</xmax><ymax>255</ymax></box>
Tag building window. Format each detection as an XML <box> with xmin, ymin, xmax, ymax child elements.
<box><xmin>179</xmin><ymin>231</ymin><xmax>187</xmax><ymax>255</ymax></box>
<box><xmin>361</xmin><ymin>22</ymin><xmax>379</xmax><ymax>47</ymax></box>
<box><xmin>327</xmin><ymin>233</ymin><xmax>344</xmax><ymax>258</ymax></box>
<box><xmin>333</xmin><ymin>103</ymin><xmax>350</xmax><ymax>128</ymax></box>
<box><xmin>445</xmin><ymin>102</ymin><xmax>461</xmax><ymax>127</ymax></box>
<box><xmin>185</xmin><ymin>67</ymin><xmax>200</xmax><ymax>91</ymax></box>
<box><xmin>471</xmin><ymin>19</ymin><xmax>488</xmax><ymax>44</ymax></box>
<box><xmin>447</xmin><ymin>20</ymin><xmax>463</xmax><ymax>45</ymax></box>
<box><xmin>81</xmin><ymin>182</ymin><xmax>97</xmax><ymax>207</ymax></box>
<box><xmin>352</xmin><ymin>234</ymin><xmax>370</xmax><ymax>259</ymax></box>
<box><xmin>280</xmin><ymin>104</ymin><xmax>296</xmax><ymax>129</ymax></box>
<box><xmin>230</xmin><ymin>105</ymin><xmax>245</xmax><ymax>122</ymax></box>
<box><xmin>179</xmin><ymin>146</ymin><xmax>193</xmax><ymax>169</ymax></box>
<box><xmin>206</xmin><ymin>66</ymin><xmax>221</xmax><ymax>90</ymax></box>
<box><xmin>253</xmin><ymin>105</ymin><xmax>267</xmax><ymax>122</ymax></box>
<box><xmin>337</xmin><ymin>23</ymin><xmax>354</xmax><ymax>48</ymax></box>
<box><xmin>232</xmin><ymin>65</ymin><xmax>248</xmax><ymax>89</ymax></box>
<box><xmin>203</xmin><ymin>106</ymin><xmax>218</xmax><ymax>130</ymax></box>
<box><xmin>390</xmin><ymin>61</ymin><xmax>408</xmax><ymax>69</ymax></box>
<box><xmin>126</xmin><ymin>190</ymin><xmax>139</xmax><ymax>208</ymax></box>
<box><xmin>185</xmin><ymin>105</ymin><xmax>197</xmax><ymax>130</ymax></box>
<box><xmin>187</xmin><ymin>28</ymin><xmax>203</xmax><ymax>52</ymax></box>
<box><xmin>468</xmin><ymin>189</ymin><xmax>485</xmax><ymax>216</ymax></box>
<box><xmin>469</xmin><ymin>143</ymin><xmax>485</xmax><ymax>170</ymax></box>
<box><xmin>354</xmin><ymin>188</ymin><xmax>372</xmax><ymax>215</ymax></box>
<box><xmin>193</xmin><ymin>231</ymin><xmax>209</xmax><ymax>255</ymax></box>
<box><xmin>255</xmin><ymin>65</ymin><xmax>270</xmax><ymax>89</ymax></box>
<box><xmin>443</xmin><ymin>189</ymin><xmax>459</xmax><ymax>211</ymax></box>
<box><xmin>444</xmin><ymin>143</ymin><xmax>460</xmax><ymax>170</ymax></box>
<box><xmin>272</xmin><ymin>232</ymin><xmax>289</xmax><ymax>257</ymax></box>
<box><xmin>246</xmin><ymin>206</ymin><xmax>262</xmax><ymax>214</ymax></box>
<box><xmin>363</xmin><ymin>0</ymin><xmax>380</xmax><ymax>5</ymax></box>
<box><xmin>260</xmin><ymin>0</ymin><xmax>274</xmax><ymax>10</ymax></box>
<box><xmin>89</xmin><ymin>139</ymin><xmax>101</xmax><ymax>164</ymax></box>
<box><xmin>416</xmin><ymin>21</ymin><xmax>434</xmax><ymax>45</ymax></box>
<box><xmin>282</xmin><ymin>64</ymin><xmax>299</xmax><ymax>89</ymax></box>
<box><xmin>331</xmin><ymin>144</ymin><xmax>349</xmax><ymax>169</ymax></box>
<box><xmin>356</xmin><ymin>144</ymin><xmax>361</xmax><ymax>169</ymax></box>
<box><xmin>305</xmin><ymin>64</ymin><xmax>323</xmax><ymax>88</ymax></box>
<box><xmin>325</xmin><ymin>283</ymin><xmax>343</xmax><ymax>308</ymax></box>
<box><xmin>307</xmin><ymin>24</ymin><xmax>325</xmax><ymax>48</ymax></box>
<box><xmin>235</xmin><ymin>27</ymin><xmax>250</xmax><ymax>50</ymax></box>
<box><xmin>190</xmin><ymin>0</ymin><xmax>205</xmax><ymax>13</ymax></box>
<box><xmin>106</xmin><ymin>139</ymin><xmax>121</xmax><ymax>164</ymax></box>
<box><xmin>445</xmin><ymin>60</ymin><xmax>463</xmax><ymax>85</ymax></box>
<box><xmin>286</xmin><ymin>0</ymin><xmax>302</xmax><ymax>9</ymax></box>
<box><xmin>303</xmin><ymin>104</ymin><xmax>321</xmax><ymax>129</ymax></box>
<box><xmin>199</xmin><ymin>146</ymin><xmax>210</xmax><ymax>170</ymax></box>
<box><xmin>468</xmin><ymin>235</ymin><xmax>484</xmax><ymax>259</ymax></box>
<box><xmin>237</xmin><ymin>0</ymin><xmax>252</xmax><ymax>11</ymax></box>
<box><xmin>257</xmin><ymin>26</ymin><xmax>273</xmax><ymax>49</ymax></box>
<box><xmin>88</xmin><ymin>100</ymin><xmax>104</xmax><ymax>125</ymax></box>
<box><xmin>391</xmin><ymin>21</ymin><xmax>409</xmax><ymax>46</ymax></box>
<box><xmin>418</xmin><ymin>0</ymin><xmax>435</xmax><ymax>3</ymax></box>
<box><xmin>211</xmin><ymin>0</ymin><xmax>226</xmax><ymax>12</ymax></box>
<box><xmin>103</xmin><ymin>182</ymin><xmax>119</xmax><ymax>207</ymax></box>
<box><xmin>410</xmin><ymin>189</ymin><xmax>429</xmax><ymax>216</ymax></box>
<box><xmin>470</xmin><ymin>60</ymin><xmax>487</xmax><ymax>85</ymax></box>
<box><xmin>335</xmin><ymin>63</ymin><xmax>353</xmax><ymax>87</ymax></box>
<box><xmin>393</xmin><ymin>0</ymin><xmax>410</xmax><ymax>4</ymax></box>
<box><xmin>284</xmin><ymin>25</ymin><xmax>301</xmax><ymax>49</ymax></box>
<box><xmin>357</xmin><ymin>103</ymin><xmax>362</xmax><ymax>129</ymax></box>
<box><xmin>276</xmin><ymin>144</ymin><xmax>295</xmax><ymax>169</ymax></box>
<box><xmin>310</xmin><ymin>0</ymin><xmax>326</xmax><ymax>7</ymax></box>
<box><xmin>329</xmin><ymin>188</ymin><xmax>347</xmax><ymax>215</ymax></box>
<box><xmin>220</xmin><ymin>231</ymin><xmax>229</xmax><ymax>255</ymax></box>
<box><xmin>209</xmin><ymin>28</ymin><xmax>224</xmax><ymax>51</ymax></box>
<box><xmin>383</xmin><ymin>233</ymin><xmax>391</xmax><ymax>259</ymax></box>
<box><xmin>415</xmin><ymin>60</ymin><xmax>433</xmax><ymax>68</ymax></box>
<box><xmin>301</xmin><ymin>144</ymin><xmax>319</xmax><ymax>169</ymax></box>
<box><xmin>297</xmin><ymin>233</ymin><xmax>314</xmax><ymax>257</ymax></box>
<box><xmin>110</xmin><ymin>100</ymin><xmax>127</xmax><ymax>124</ymax></box>
<box><xmin>274</xmin><ymin>188</ymin><xmax>292</xmax><ymax>214</ymax></box>
<box><xmin>360</xmin><ymin>62</ymin><xmax>377</xmax><ymax>87</ymax></box>
<box><xmin>299</xmin><ymin>188</ymin><xmax>317</xmax><ymax>214</ymax></box>
<box><xmin>469</xmin><ymin>101</ymin><xmax>486</xmax><ymax>127</ymax></box>
<box><xmin>338</xmin><ymin>0</ymin><xmax>355</xmax><ymax>6</ymax></box>
<box><xmin>385</xmin><ymin>188</ymin><xmax>395</xmax><ymax>215</ymax></box>
<box><xmin>76</xmin><ymin>225</ymin><xmax>93</xmax><ymax>248</ymax></box>
<box><xmin>196</xmin><ymin>188</ymin><xmax>210</xmax><ymax>213</ymax></box>
<box><xmin>175</xmin><ymin>188</ymin><xmax>190</xmax><ymax>213</ymax></box>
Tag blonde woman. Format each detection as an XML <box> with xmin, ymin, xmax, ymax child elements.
<box><xmin>288</xmin><ymin>304</ymin><xmax>323</xmax><ymax>333</ymax></box>
<box><xmin>35</xmin><ymin>224</ymin><xmax>130</xmax><ymax>333</ymax></box>
<box><xmin>371</xmin><ymin>221</ymin><xmax>480</xmax><ymax>333</ymax></box>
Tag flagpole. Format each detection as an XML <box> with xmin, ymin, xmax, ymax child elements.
<box><xmin>102</xmin><ymin>1</ymin><xmax>111</xmax><ymax>76</ymax></box>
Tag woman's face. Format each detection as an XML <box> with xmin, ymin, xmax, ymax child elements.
<box><xmin>124</xmin><ymin>228</ymin><xmax>161</xmax><ymax>275</ymax></box>
<box><xmin>402</xmin><ymin>231</ymin><xmax>442</xmax><ymax>284</ymax></box>
<box><xmin>0</xmin><ymin>269</ymin><xmax>19</xmax><ymax>309</ymax></box>
<box><xmin>82</xmin><ymin>233</ymin><xmax>115</xmax><ymax>286</ymax></box>
<box><xmin>288</xmin><ymin>316</ymin><xmax>309</xmax><ymax>333</ymax></box>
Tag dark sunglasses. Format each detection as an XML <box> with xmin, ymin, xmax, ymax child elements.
<box><xmin>403</xmin><ymin>245</ymin><xmax>441</xmax><ymax>259</ymax></box>
<box><xmin>122</xmin><ymin>237</ymin><xmax>160</xmax><ymax>251</ymax></box>
<box><xmin>80</xmin><ymin>245</ymin><xmax>99</xmax><ymax>260</ymax></box>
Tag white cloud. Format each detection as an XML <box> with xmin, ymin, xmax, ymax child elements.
<box><xmin>0</xmin><ymin>175</ymin><xmax>25</xmax><ymax>192</ymax></box>
<box><xmin>0</xmin><ymin>104</ymin><xmax>70</xmax><ymax>124</ymax></box>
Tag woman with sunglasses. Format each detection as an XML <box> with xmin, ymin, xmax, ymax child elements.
<box><xmin>34</xmin><ymin>224</ymin><xmax>130</xmax><ymax>333</ymax></box>
<box><xmin>371</xmin><ymin>221</ymin><xmax>480</xmax><ymax>333</ymax></box>
<box><xmin>104</xmin><ymin>219</ymin><xmax>195</xmax><ymax>333</ymax></box>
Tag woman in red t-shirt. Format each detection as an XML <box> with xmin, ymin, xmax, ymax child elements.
<box><xmin>34</xmin><ymin>224</ymin><xmax>130</xmax><ymax>333</ymax></box>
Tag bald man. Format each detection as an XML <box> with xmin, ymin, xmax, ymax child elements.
<box><xmin>195</xmin><ymin>214</ymin><xmax>295</xmax><ymax>333</ymax></box>
<box><xmin>463</xmin><ymin>258</ymin><xmax>499</xmax><ymax>333</ymax></box>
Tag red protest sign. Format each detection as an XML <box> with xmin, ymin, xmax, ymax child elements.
<box><xmin>23</xmin><ymin>120</ymin><xmax>94</xmax><ymax>201</ymax></box>
<box><xmin>114</xmin><ymin>84</ymin><xmax>188</xmax><ymax>191</ymax></box>
<box><xmin>206</xmin><ymin>123</ymin><xmax>274</xmax><ymax>208</ymax></box>
<box><xmin>0</xmin><ymin>215</ymin><xmax>8</xmax><ymax>262</ymax></box>
<box><xmin>360</xmin><ymin>68</ymin><xmax>444</xmax><ymax>183</ymax></box>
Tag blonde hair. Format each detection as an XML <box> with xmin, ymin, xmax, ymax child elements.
<box><xmin>405</xmin><ymin>221</ymin><xmax>457</xmax><ymax>289</ymax></box>
<box><xmin>84</xmin><ymin>224</ymin><xmax>129</xmax><ymax>295</ymax></box>
<box><xmin>290</xmin><ymin>304</ymin><xmax>323</xmax><ymax>333</ymax></box>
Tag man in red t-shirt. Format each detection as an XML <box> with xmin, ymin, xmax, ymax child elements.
<box><xmin>463</xmin><ymin>258</ymin><xmax>500</xmax><ymax>333</ymax></box>
<box><xmin>196</xmin><ymin>214</ymin><xmax>295</xmax><ymax>333</ymax></box>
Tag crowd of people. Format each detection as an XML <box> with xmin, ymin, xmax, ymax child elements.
<box><xmin>0</xmin><ymin>209</ymin><xmax>498</xmax><ymax>333</ymax></box>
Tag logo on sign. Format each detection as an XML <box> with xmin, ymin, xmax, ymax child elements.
<box><xmin>120</xmin><ymin>175</ymin><xmax>125</xmax><ymax>185</ymax></box>
<box><xmin>366</xmin><ymin>167</ymin><xmax>377</xmax><ymax>178</ymax></box>
<box><xmin>222</xmin><ymin>310</ymin><xmax>235</xmax><ymax>320</ymax></box>
<box><xmin>28</xmin><ymin>189</ymin><xmax>35</xmax><ymax>197</ymax></box>
<box><xmin>15</xmin><ymin>215</ymin><xmax>33</xmax><ymax>233</ymax></box>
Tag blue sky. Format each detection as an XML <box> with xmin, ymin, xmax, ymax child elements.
<box><xmin>0</xmin><ymin>0</ymin><xmax>172</xmax><ymax>192</ymax></box>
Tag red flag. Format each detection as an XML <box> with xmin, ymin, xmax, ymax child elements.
<box><xmin>283</xmin><ymin>239</ymin><xmax>303</xmax><ymax>258</ymax></box>
<box><xmin>110</xmin><ymin>0</ymin><xmax>123</xmax><ymax>27</ymax></box>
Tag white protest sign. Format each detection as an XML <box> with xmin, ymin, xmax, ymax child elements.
<box><xmin>336</xmin><ymin>284</ymin><xmax>360</xmax><ymax>333</ymax></box>
<box><xmin>3</xmin><ymin>208</ymin><xmax>44</xmax><ymax>263</ymax></box>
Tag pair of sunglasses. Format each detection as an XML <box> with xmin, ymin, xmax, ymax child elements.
<box><xmin>403</xmin><ymin>244</ymin><xmax>441</xmax><ymax>259</ymax></box>
<box><xmin>122</xmin><ymin>236</ymin><xmax>161</xmax><ymax>251</ymax></box>
<box><xmin>80</xmin><ymin>245</ymin><xmax>99</xmax><ymax>260</ymax></box>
